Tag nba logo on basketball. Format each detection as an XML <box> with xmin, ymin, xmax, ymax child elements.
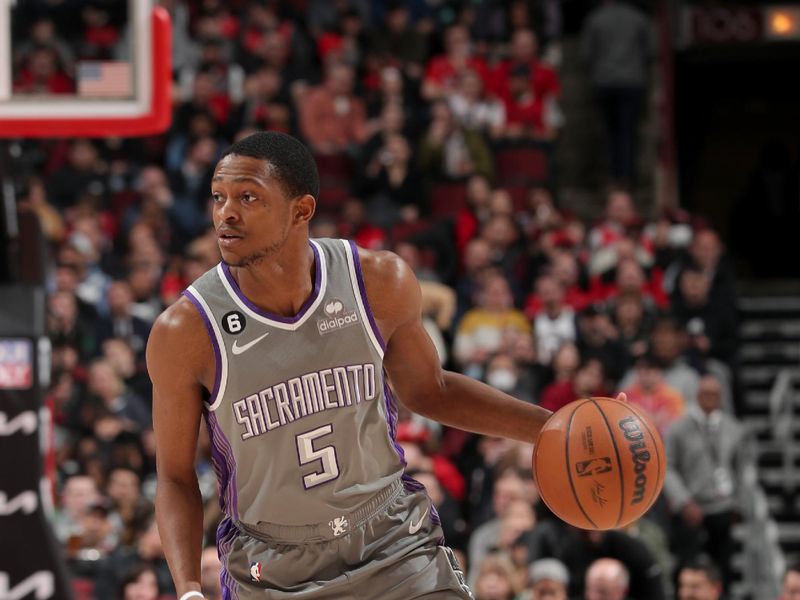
<box><xmin>317</xmin><ymin>299</ymin><xmax>358</xmax><ymax>335</ymax></box>
<box><xmin>575</xmin><ymin>457</ymin><xmax>613</xmax><ymax>477</ymax></box>
<box><xmin>250</xmin><ymin>561</ymin><xmax>261</xmax><ymax>582</ymax></box>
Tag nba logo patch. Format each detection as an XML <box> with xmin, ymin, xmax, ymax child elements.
<box><xmin>249</xmin><ymin>561</ymin><xmax>261</xmax><ymax>582</ymax></box>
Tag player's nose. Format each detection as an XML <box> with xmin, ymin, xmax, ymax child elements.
<box><xmin>215</xmin><ymin>196</ymin><xmax>242</xmax><ymax>222</ymax></box>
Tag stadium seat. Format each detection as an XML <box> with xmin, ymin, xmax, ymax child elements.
<box><xmin>494</xmin><ymin>144</ymin><xmax>550</xmax><ymax>187</ymax></box>
<box><xmin>430</xmin><ymin>183</ymin><xmax>468</xmax><ymax>218</ymax></box>
<box><xmin>317</xmin><ymin>186</ymin><xmax>350</xmax><ymax>212</ymax></box>
<box><xmin>389</xmin><ymin>219</ymin><xmax>433</xmax><ymax>244</ymax></box>
<box><xmin>314</xmin><ymin>154</ymin><xmax>353</xmax><ymax>187</ymax></box>
<box><xmin>502</xmin><ymin>186</ymin><xmax>529</xmax><ymax>213</ymax></box>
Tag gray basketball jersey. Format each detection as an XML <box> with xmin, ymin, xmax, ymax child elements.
<box><xmin>183</xmin><ymin>239</ymin><xmax>405</xmax><ymax>526</ymax></box>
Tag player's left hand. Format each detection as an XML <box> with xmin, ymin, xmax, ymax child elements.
<box><xmin>616</xmin><ymin>392</ymin><xmax>627</xmax><ymax>403</ymax></box>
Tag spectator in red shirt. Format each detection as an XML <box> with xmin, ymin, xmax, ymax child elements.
<box><xmin>455</xmin><ymin>174</ymin><xmax>493</xmax><ymax>256</ymax></box>
<box><xmin>494</xmin><ymin>30</ymin><xmax>562</xmax><ymax>139</ymax></box>
<box><xmin>526</xmin><ymin>250</ymin><xmax>593</xmax><ymax>317</ymax></box>
<box><xmin>298</xmin><ymin>61</ymin><xmax>370</xmax><ymax>155</ymax></box>
<box><xmin>337</xmin><ymin>198</ymin><xmax>386</xmax><ymax>250</ymax></box>
<box><xmin>14</xmin><ymin>46</ymin><xmax>74</xmax><ymax>95</ymax></box>
<box><xmin>500</xmin><ymin>64</ymin><xmax>563</xmax><ymax>140</ymax></box>
<box><xmin>397</xmin><ymin>423</ymin><xmax>466</xmax><ymax>502</ymax></box>
<box><xmin>489</xmin><ymin>29</ymin><xmax>560</xmax><ymax>102</ymax></box>
<box><xmin>588</xmin><ymin>189</ymin><xmax>640</xmax><ymax>252</ymax></box>
<box><xmin>539</xmin><ymin>357</ymin><xmax>607</xmax><ymax>412</ymax></box>
<box><xmin>588</xmin><ymin>190</ymin><xmax>655</xmax><ymax>278</ymax></box>
<box><xmin>551</xmin><ymin>341</ymin><xmax>582</xmax><ymax>385</ymax></box>
<box><xmin>599</xmin><ymin>258</ymin><xmax>668</xmax><ymax>311</ymax></box>
<box><xmin>422</xmin><ymin>24</ymin><xmax>489</xmax><ymax>101</ymax></box>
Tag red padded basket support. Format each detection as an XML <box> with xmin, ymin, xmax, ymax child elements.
<box><xmin>0</xmin><ymin>7</ymin><xmax>172</xmax><ymax>138</ymax></box>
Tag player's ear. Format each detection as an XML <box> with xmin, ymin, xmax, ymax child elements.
<box><xmin>293</xmin><ymin>194</ymin><xmax>316</xmax><ymax>224</ymax></box>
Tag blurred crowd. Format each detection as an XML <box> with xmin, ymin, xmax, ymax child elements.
<box><xmin>7</xmin><ymin>1</ymin><xmax>787</xmax><ymax>599</ymax></box>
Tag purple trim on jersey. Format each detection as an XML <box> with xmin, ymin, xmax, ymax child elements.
<box><xmin>381</xmin><ymin>381</ymin><xmax>445</xmax><ymax>525</ymax></box>
<box><xmin>348</xmin><ymin>240</ymin><xmax>386</xmax><ymax>352</ymax></box>
<box><xmin>382</xmin><ymin>380</ymin><xmax>406</xmax><ymax>465</ymax></box>
<box><xmin>181</xmin><ymin>289</ymin><xmax>222</xmax><ymax>405</ymax></box>
<box><xmin>203</xmin><ymin>412</ymin><xmax>229</xmax><ymax>511</ymax></box>
<box><xmin>220</xmin><ymin>242</ymin><xmax>322</xmax><ymax>323</ymax></box>
<box><xmin>383</xmin><ymin>380</ymin><xmax>443</xmax><ymax>526</ymax></box>
<box><xmin>217</xmin><ymin>516</ymin><xmax>239</xmax><ymax>600</ymax></box>
<box><xmin>206</xmin><ymin>410</ymin><xmax>239</xmax><ymax>519</ymax></box>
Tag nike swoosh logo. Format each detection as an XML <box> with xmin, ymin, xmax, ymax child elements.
<box><xmin>231</xmin><ymin>332</ymin><xmax>270</xmax><ymax>355</ymax></box>
<box><xmin>409</xmin><ymin>507</ymin><xmax>429</xmax><ymax>534</ymax></box>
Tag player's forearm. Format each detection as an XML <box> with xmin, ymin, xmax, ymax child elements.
<box><xmin>155</xmin><ymin>477</ymin><xmax>205</xmax><ymax>596</ymax></box>
<box><xmin>407</xmin><ymin>370</ymin><xmax>552</xmax><ymax>444</ymax></box>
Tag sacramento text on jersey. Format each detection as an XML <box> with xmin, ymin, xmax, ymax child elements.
<box><xmin>232</xmin><ymin>363</ymin><xmax>378</xmax><ymax>440</ymax></box>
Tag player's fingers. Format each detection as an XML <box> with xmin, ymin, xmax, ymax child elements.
<box><xmin>616</xmin><ymin>392</ymin><xmax>627</xmax><ymax>403</ymax></box>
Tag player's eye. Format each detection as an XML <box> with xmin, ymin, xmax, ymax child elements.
<box><xmin>242</xmin><ymin>192</ymin><xmax>257</xmax><ymax>203</ymax></box>
<box><xmin>211</xmin><ymin>191</ymin><xmax>224</xmax><ymax>203</ymax></box>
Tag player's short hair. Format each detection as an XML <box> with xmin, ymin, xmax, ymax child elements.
<box><xmin>222</xmin><ymin>132</ymin><xmax>320</xmax><ymax>201</ymax></box>
<box><xmin>785</xmin><ymin>562</ymin><xmax>800</xmax><ymax>578</ymax></box>
<box><xmin>679</xmin><ymin>555</ymin><xmax>722</xmax><ymax>583</ymax></box>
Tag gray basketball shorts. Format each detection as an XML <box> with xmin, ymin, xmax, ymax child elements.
<box><xmin>216</xmin><ymin>478</ymin><xmax>474</xmax><ymax>599</ymax></box>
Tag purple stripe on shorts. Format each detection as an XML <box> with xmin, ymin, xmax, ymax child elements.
<box><xmin>431</xmin><ymin>503</ymin><xmax>442</xmax><ymax>526</ymax></box>
<box><xmin>217</xmin><ymin>516</ymin><xmax>239</xmax><ymax>600</ymax></box>
<box><xmin>206</xmin><ymin>410</ymin><xmax>239</xmax><ymax>520</ymax></box>
<box><xmin>182</xmin><ymin>289</ymin><xmax>222</xmax><ymax>405</ymax></box>
<box><xmin>220</xmin><ymin>242</ymin><xmax>321</xmax><ymax>323</ymax></box>
<box><xmin>401</xmin><ymin>474</ymin><xmax>442</xmax><ymax>528</ymax></box>
<box><xmin>348</xmin><ymin>240</ymin><xmax>386</xmax><ymax>352</ymax></box>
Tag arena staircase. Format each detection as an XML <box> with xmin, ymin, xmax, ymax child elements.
<box><xmin>732</xmin><ymin>294</ymin><xmax>800</xmax><ymax>598</ymax></box>
<box><xmin>553</xmin><ymin>36</ymin><xmax>659</xmax><ymax>220</ymax></box>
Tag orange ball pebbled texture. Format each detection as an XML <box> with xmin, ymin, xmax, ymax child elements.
<box><xmin>533</xmin><ymin>396</ymin><xmax>666</xmax><ymax>530</ymax></box>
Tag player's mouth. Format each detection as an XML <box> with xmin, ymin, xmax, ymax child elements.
<box><xmin>218</xmin><ymin>229</ymin><xmax>244</xmax><ymax>248</ymax></box>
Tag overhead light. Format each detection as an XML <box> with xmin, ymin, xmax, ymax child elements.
<box><xmin>764</xmin><ymin>6</ymin><xmax>800</xmax><ymax>39</ymax></box>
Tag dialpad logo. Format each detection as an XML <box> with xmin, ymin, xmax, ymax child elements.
<box><xmin>575</xmin><ymin>457</ymin><xmax>613</xmax><ymax>477</ymax></box>
<box><xmin>317</xmin><ymin>298</ymin><xmax>358</xmax><ymax>335</ymax></box>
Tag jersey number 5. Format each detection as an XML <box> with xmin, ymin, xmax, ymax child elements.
<box><xmin>296</xmin><ymin>424</ymin><xmax>339</xmax><ymax>489</ymax></box>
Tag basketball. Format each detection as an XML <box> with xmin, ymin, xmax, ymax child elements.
<box><xmin>533</xmin><ymin>397</ymin><xmax>666</xmax><ymax>530</ymax></box>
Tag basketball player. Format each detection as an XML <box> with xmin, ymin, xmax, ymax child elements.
<box><xmin>148</xmin><ymin>132</ymin><xmax>615</xmax><ymax>599</ymax></box>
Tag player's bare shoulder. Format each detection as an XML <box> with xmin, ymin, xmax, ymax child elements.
<box><xmin>146</xmin><ymin>296</ymin><xmax>214</xmax><ymax>388</ymax></box>
<box><xmin>355</xmin><ymin>246</ymin><xmax>421</xmax><ymax>334</ymax></box>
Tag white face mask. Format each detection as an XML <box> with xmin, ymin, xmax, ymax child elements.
<box><xmin>487</xmin><ymin>369</ymin><xmax>517</xmax><ymax>392</ymax></box>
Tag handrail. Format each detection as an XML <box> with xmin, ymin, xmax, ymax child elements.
<box><xmin>737</xmin><ymin>432</ymin><xmax>784</xmax><ymax>598</ymax></box>
<box><xmin>769</xmin><ymin>368</ymin><xmax>798</xmax><ymax>442</ymax></box>
<box><xmin>769</xmin><ymin>368</ymin><xmax>800</xmax><ymax>499</ymax></box>
<box><xmin>741</xmin><ymin>366</ymin><xmax>800</xmax><ymax>599</ymax></box>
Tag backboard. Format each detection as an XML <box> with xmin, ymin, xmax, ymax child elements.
<box><xmin>0</xmin><ymin>0</ymin><xmax>171</xmax><ymax>138</ymax></box>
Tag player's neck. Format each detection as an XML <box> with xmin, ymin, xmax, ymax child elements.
<box><xmin>229</xmin><ymin>237</ymin><xmax>316</xmax><ymax>318</ymax></box>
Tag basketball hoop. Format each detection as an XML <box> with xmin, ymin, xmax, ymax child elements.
<box><xmin>0</xmin><ymin>1</ymin><xmax>171</xmax><ymax>138</ymax></box>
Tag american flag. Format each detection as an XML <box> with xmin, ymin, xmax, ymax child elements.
<box><xmin>77</xmin><ymin>61</ymin><xmax>133</xmax><ymax>98</ymax></box>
